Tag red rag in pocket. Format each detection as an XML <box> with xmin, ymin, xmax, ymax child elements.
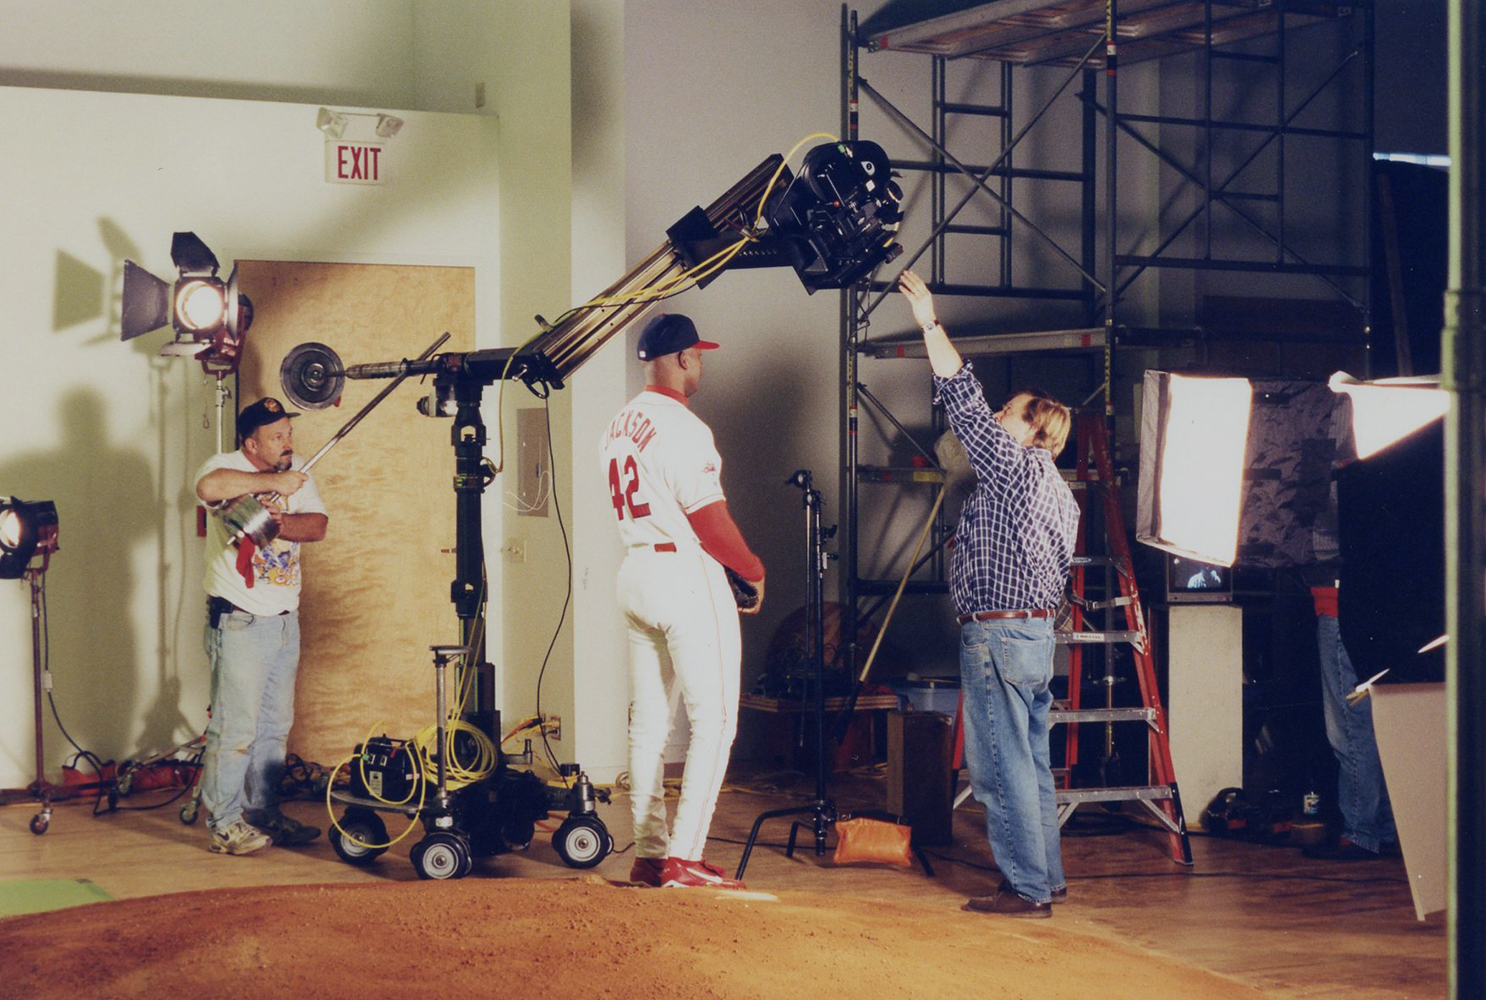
<box><xmin>236</xmin><ymin>538</ymin><xmax>256</xmax><ymax>588</ymax></box>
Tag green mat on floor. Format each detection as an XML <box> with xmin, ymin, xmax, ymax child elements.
<box><xmin>0</xmin><ymin>879</ymin><xmax>114</xmax><ymax>918</ymax></box>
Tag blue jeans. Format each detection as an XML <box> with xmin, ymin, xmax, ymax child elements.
<box><xmin>200</xmin><ymin>609</ymin><xmax>301</xmax><ymax>832</ymax></box>
<box><xmin>959</xmin><ymin>617</ymin><xmax>1064</xmax><ymax>903</ymax></box>
<box><xmin>1316</xmin><ymin>614</ymin><xmax>1395</xmax><ymax>852</ymax></box>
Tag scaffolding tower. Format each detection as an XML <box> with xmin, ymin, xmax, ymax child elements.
<box><xmin>836</xmin><ymin>0</ymin><xmax>1374</xmax><ymax>843</ymax></box>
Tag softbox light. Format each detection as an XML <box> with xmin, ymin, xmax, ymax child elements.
<box><xmin>1136</xmin><ymin>371</ymin><xmax>1253</xmax><ymax>567</ymax></box>
<box><xmin>1328</xmin><ymin>371</ymin><xmax>1450</xmax><ymax>459</ymax></box>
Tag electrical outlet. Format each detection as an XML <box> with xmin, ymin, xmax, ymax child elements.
<box><xmin>504</xmin><ymin>538</ymin><xmax>525</xmax><ymax>563</ymax></box>
<box><xmin>545</xmin><ymin>714</ymin><xmax>561</xmax><ymax>741</ymax></box>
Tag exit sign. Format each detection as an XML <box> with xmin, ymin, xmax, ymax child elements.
<box><xmin>325</xmin><ymin>141</ymin><xmax>385</xmax><ymax>185</ymax></box>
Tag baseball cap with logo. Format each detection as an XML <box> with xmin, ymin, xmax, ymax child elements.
<box><xmin>636</xmin><ymin>313</ymin><xmax>719</xmax><ymax>361</ymax></box>
<box><xmin>237</xmin><ymin>396</ymin><xmax>301</xmax><ymax>440</ymax></box>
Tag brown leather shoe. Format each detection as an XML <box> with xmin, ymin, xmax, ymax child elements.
<box><xmin>1002</xmin><ymin>877</ymin><xmax>1066</xmax><ymax>903</ymax></box>
<box><xmin>964</xmin><ymin>889</ymin><xmax>1052</xmax><ymax>918</ymax></box>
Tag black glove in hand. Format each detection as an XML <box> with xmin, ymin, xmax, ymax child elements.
<box><xmin>726</xmin><ymin>567</ymin><xmax>760</xmax><ymax>611</ymax></box>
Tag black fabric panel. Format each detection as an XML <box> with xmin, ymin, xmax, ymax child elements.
<box><xmin>1236</xmin><ymin>380</ymin><xmax>1342</xmax><ymax>569</ymax></box>
<box><xmin>1336</xmin><ymin>419</ymin><xmax>1446</xmax><ymax>683</ymax></box>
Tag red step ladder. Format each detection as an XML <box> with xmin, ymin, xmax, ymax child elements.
<box><xmin>952</xmin><ymin>414</ymin><xmax>1192</xmax><ymax>865</ymax></box>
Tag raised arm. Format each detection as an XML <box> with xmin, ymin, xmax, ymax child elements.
<box><xmin>898</xmin><ymin>269</ymin><xmax>963</xmax><ymax>379</ymax></box>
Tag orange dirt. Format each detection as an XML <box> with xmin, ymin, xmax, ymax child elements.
<box><xmin>0</xmin><ymin>877</ymin><xmax>1266</xmax><ymax>999</ymax></box>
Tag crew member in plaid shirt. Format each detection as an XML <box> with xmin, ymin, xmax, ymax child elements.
<box><xmin>899</xmin><ymin>270</ymin><xmax>1079</xmax><ymax>919</ymax></box>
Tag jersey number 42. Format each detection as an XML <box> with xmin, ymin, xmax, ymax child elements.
<box><xmin>608</xmin><ymin>455</ymin><xmax>651</xmax><ymax>520</ymax></box>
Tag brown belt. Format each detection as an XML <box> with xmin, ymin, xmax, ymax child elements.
<box><xmin>957</xmin><ymin>608</ymin><xmax>1052</xmax><ymax>624</ymax></box>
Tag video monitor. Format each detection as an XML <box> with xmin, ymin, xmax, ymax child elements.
<box><xmin>1166</xmin><ymin>553</ymin><xmax>1234</xmax><ymax>604</ymax></box>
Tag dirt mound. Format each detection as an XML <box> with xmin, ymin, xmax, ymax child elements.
<box><xmin>0</xmin><ymin>877</ymin><xmax>1263</xmax><ymax>999</ymax></box>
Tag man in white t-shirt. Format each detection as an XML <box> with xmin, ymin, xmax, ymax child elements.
<box><xmin>602</xmin><ymin>313</ymin><xmax>765</xmax><ymax>889</ymax></box>
<box><xmin>195</xmin><ymin>397</ymin><xmax>328</xmax><ymax>855</ymax></box>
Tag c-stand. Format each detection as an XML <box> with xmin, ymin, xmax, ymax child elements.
<box><xmin>735</xmin><ymin>470</ymin><xmax>848</xmax><ymax>878</ymax></box>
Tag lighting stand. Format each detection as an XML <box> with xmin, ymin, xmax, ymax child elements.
<box><xmin>735</xmin><ymin>470</ymin><xmax>840</xmax><ymax>878</ymax></box>
<box><xmin>1</xmin><ymin>566</ymin><xmax>59</xmax><ymax>834</ymax></box>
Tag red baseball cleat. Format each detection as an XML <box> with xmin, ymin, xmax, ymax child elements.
<box><xmin>629</xmin><ymin>856</ymin><xmax>665</xmax><ymax>886</ymax></box>
<box><xmin>660</xmin><ymin>857</ymin><xmax>746</xmax><ymax>889</ymax></box>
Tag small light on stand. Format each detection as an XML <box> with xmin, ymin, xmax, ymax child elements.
<box><xmin>0</xmin><ymin>497</ymin><xmax>58</xmax><ymax>580</ymax></box>
<box><xmin>0</xmin><ymin>497</ymin><xmax>60</xmax><ymax>834</ymax></box>
<box><xmin>119</xmin><ymin>232</ymin><xmax>254</xmax><ymax>376</ymax></box>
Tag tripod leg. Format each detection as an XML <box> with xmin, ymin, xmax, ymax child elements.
<box><xmin>737</xmin><ymin>803</ymin><xmax>817</xmax><ymax>879</ymax></box>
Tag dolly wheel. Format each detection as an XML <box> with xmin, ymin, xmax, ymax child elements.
<box><xmin>554</xmin><ymin>816</ymin><xmax>610</xmax><ymax>868</ymax></box>
<box><xmin>180</xmin><ymin>801</ymin><xmax>199</xmax><ymax>825</ymax></box>
<box><xmin>330</xmin><ymin>809</ymin><xmax>390</xmax><ymax>866</ymax></box>
<box><xmin>411</xmin><ymin>832</ymin><xmax>470</xmax><ymax>880</ymax></box>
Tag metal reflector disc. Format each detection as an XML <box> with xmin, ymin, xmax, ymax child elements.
<box><xmin>280</xmin><ymin>341</ymin><xmax>345</xmax><ymax>410</ymax></box>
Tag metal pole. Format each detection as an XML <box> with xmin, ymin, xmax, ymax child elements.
<box><xmin>840</xmin><ymin>1</ymin><xmax>861</xmax><ymax>700</ymax></box>
<box><xmin>1362</xmin><ymin>0</ymin><xmax>1375</xmax><ymax>376</ymax></box>
<box><xmin>1204</xmin><ymin>0</ymin><xmax>1213</xmax><ymax>261</ymax></box>
<box><xmin>933</xmin><ymin>55</ymin><xmax>946</xmax><ymax>288</ymax></box>
<box><xmin>29</xmin><ymin>572</ymin><xmax>47</xmax><ymax>816</ymax></box>
<box><xmin>1445</xmin><ymin>2</ymin><xmax>1486</xmax><ymax>995</ymax></box>
<box><xmin>1105</xmin><ymin>0</ymin><xmax>1118</xmax><ymax>421</ymax></box>
<box><xmin>1083</xmin><ymin>68</ymin><xmax>1098</xmax><ymax>327</ymax></box>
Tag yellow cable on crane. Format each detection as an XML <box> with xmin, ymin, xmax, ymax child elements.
<box><xmin>755</xmin><ymin>131</ymin><xmax>839</xmax><ymax>227</ymax></box>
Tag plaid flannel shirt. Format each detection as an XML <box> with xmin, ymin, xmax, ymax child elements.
<box><xmin>934</xmin><ymin>362</ymin><xmax>1080</xmax><ymax>616</ymax></box>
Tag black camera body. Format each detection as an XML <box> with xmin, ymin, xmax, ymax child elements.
<box><xmin>667</xmin><ymin>140</ymin><xmax>904</xmax><ymax>295</ymax></box>
<box><xmin>764</xmin><ymin>140</ymin><xmax>904</xmax><ymax>292</ymax></box>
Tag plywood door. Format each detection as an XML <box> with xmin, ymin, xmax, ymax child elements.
<box><xmin>236</xmin><ymin>260</ymin><xmax>475</xmax><ymax>767</ymax></box>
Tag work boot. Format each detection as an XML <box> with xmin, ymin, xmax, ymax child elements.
<box><xmin>964</xmin><ymin>886</ymin><xmax>1052</xmax><ymax>919</ymax></box>
<box><xmin>252</xmin><ymin>812</ymin><xmax>322</xmax><ymax>846</ymax></box>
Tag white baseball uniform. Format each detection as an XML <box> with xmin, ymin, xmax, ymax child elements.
<box><xmin>601</xmin><ymin>385</ymin><xmax>741</xmax><ymax>862</ymax></box>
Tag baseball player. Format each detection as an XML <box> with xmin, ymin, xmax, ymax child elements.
<box><xmin>602</xmin><ymin>312</ymin><xmax>765</xmax><ymax>889</ymax></box>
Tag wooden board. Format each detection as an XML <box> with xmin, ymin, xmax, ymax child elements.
<box><xmin>236</xmin><ymin>260</ymin><xmax>475</xmax><ymax>767</ymax></box>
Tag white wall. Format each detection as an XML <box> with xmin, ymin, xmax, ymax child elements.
<box><xmin>568</xmin><ymin>0</ymin><xmax>631</xmax><ymax>779</ymax></box>
<box><xmin>0</xmin><ymin>0</ymin><xmax>420</xmax><ymax>109</ymax></box>
<box><xmin>621</xmin><ymin>2</ymin><xmax>863</xmax><ymax>744</ymax></box>
<box><xmin>0</xmin><ymin>85</ymin><xmax>499</xmax><ymax>787</ymax></box>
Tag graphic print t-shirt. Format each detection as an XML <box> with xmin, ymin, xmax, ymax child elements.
<box><xmin>600</xmin><ymin>389</ymin><xmax>725</xmax><ymax>551</ymax></box>
<box><xmin>196</xmin><ymin>450</ymin><xmax>328</xmax><ymax>615</ymax></box>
